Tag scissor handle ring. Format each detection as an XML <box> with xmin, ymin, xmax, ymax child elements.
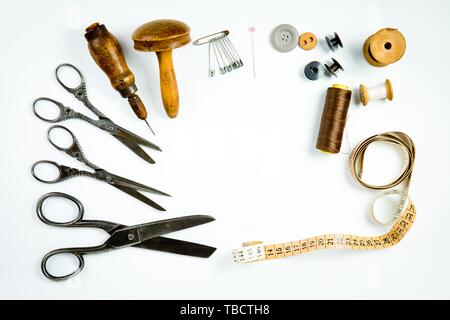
<box><xmin>32</xmin><ymin>97</ymin><xmax>65</xmax><ymax>123</ymax></box>
<box><xmin>41</xmin><ymin>249</ymin><xmax>84</xmax><ymax>281</ymax></box>
<box><xmin>31</xmin><ymin>160</ymin><xmax>64</xmax><ymax>183</ymax></box>
<box><xmin>55</xmin><ymin>63</ymin><xmax>85</xmax><ymax>94</ymax></box>
<box><xmin>36</xmin><ymin>192</ymin><xmax>84</xmax><ymax>226</ymax></box>
<box><xmin>47</xmin><ymin>125</ymin><xmax>76</xmax><ymax>152</ymax></box>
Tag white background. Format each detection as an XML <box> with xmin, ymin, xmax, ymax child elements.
<box><xmin>1</xmin><ymin>0</ymin><xmax>450</xmax><ymax>299</ymax></box>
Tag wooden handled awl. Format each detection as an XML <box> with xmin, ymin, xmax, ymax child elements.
<box><xmin>85</xmin><ymin>22</ymin><xmax>155</xmax><ymax>135</ymax></box>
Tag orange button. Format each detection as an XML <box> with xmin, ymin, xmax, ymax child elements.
<box><xmin>298</xmin><ymin>32</ymin><xmax>317</xmax><ymax>50</ymax></box>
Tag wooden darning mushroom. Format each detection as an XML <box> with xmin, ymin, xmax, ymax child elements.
<box><xmin>132</xmin><ymin>19</ymin><xmax>191</xmax><ymax>118</ymax></box>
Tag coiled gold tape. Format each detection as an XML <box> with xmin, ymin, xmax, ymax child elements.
<box><xmin>232</xmin><ymin>132</ymin><xmax>416</xmax><ymax>263</ymax></box>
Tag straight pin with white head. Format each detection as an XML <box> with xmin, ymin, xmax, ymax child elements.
<box><xmin>248</xmin><ymin>26</ymin><xmax>256</xmax><ymax>78</ymax></box>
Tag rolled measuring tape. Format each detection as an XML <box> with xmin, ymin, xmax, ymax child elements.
<box><xmin>232</xmin><ymin>132</ymin><xmax>416</xmax><ymax>263</ymax></box>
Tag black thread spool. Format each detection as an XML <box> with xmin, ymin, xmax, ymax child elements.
<box><xmin>304</xmin><ymin>61</ymin><xmax>324</xmax><ymax>81</ymax></box>
<box><xmin>316</xmin><ymin>84</ymin><xmax>352</xmax><ymax>154</ymax></box>
<box><xmin>324</xmin><ymin>58</ymin><xmax>344</xmax><ymax>77</ymax></box>
<box><xmin>325</xmin><ymin>32</ymin><xmax>343</xmax><ymax>52</ymax></box>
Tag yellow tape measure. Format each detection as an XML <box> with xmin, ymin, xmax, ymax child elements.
<box><xmin>232</xmin><ymin>132</ymin><xmax>416</xmax><ymax>263</ymax></box>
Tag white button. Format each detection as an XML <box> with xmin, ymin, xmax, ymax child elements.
<box><xmin>271</xmin><ymin>24</ymin><xmax>299</xmax><ymax>52</ymax></box>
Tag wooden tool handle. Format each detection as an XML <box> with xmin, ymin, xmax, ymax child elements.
<box><xmin>128</xmin><ymin>94</ymin><xmax>147</xmax><ymax>119</ymax></box>
<box><xmin>156</xmin><ymin>50</ymin><xmax>179</xmax><ymax>118</ymax></box>
<box><xmin>85</xmin><ymin>23</ymin><xmax>135</xmax><ymax>94</ymax></box>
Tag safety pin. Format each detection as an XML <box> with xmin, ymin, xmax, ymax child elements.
<box><xmin>217</xmin><ymin>37</ymin><xmax>236</xmax><ymax>69</ymax></box>
<box><xmin>222</xmin><ymin>37</ymin><xmax>242</xmax><ymax>69</ymax></box>
<box><xmin>223</xmin><ymin>36</ymin><xmax>243</xmax><ymax>68</ymax></box>
<box><xmin>208</xmin><ymin>41</ymin><xmax>215</xmax><ymax>77</ymax></box>
<box><xmin>193</xmin><ymin>30</ymin><xmax>230</xmax><ymax>46</ymax></box>
<box><xmin>216</xmin><ymin>38</ymin><xmax>233</xmax><ymax>72</ymax></box>
<box><xmin>213</xmin><ymin>40</ymin><xmax>227</xmax><ymax>74</ymax></box>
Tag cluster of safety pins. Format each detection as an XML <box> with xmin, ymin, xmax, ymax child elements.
<box><xmin>32</xmin><ymin>20</ymin><xmax>217</xmax><ymax>281</ymax></box>
<box><xmin>193</xmin><ymin>30</ymin><xmax>244</xmax><ymax>77</ymax></box>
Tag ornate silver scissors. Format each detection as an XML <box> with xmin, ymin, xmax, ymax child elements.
<box><xmin>31</xmin><ymin>125</ymin><xmax>169</xmax><ymax>211</ymax></box>
<box><xmin>33</xmin><ymin>63</ymin><xmax>160</xmax><ymax>165</ymax></box>
<box><xmin>37</xmin><ymin>192</ymin><xmax>216</xmax><ymax>281</ymax></box>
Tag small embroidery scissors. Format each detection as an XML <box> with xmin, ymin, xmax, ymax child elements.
<box><xmin>31</xmin><ymin>125</ymin><xmax>169</xmax><ymax>211</ymax></box>
<box><xmin>33</xmin><ymin>63</ymin><xmax>160</xmax><ymax>165</ymax></box>
<box><xmin>37</xmin><ymin>192</ymin><xmax>216</xmax><ymax>280</ymax></box>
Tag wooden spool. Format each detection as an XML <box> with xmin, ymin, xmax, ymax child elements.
<box><xmin>363</xmin><ymin>28</ymin><xmax>406</xmax><ymax>67</ymax></box>
<box><xmin>359</xmin><ymin>79</ymin><xmax>394</xmax><ymax>106</ymax></box>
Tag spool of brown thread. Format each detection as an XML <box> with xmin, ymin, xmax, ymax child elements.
<box><xmin>316</xmin><ymin>84</ymin><xmax>352</xmax><ymax>154</ymax></box>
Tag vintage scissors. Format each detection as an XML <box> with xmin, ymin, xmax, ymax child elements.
<box><xmin>31</xmin><ymin>125</ymin><xmax>169</xmax><ymax>211</ymax></box>
<box><xmin>37</xmin><ymin>192</ymin><xmax>216</xmax><ymax>281</ymax></box>
<box><xmin>33</xmin><ymin>63</ymin><xmax>160</xmax><ymax>165</ymax></box>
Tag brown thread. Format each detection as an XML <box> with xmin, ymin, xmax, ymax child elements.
<box><xmin>316</xmin><ymin>85</ymin><xmax>352</xmax><ymax>153</ymax></box>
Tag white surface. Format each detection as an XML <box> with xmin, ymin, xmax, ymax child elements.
<box><xmin>1</xmin><ymin>0</ymin><xmax>450</xmax><ymax>299</ymax></box>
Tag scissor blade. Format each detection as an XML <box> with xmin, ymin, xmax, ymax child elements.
<box><xmin>109</xmin><ymin>173</ymin><xmax>170</xmax><ymax>196</ymax></box>
<box><xmin>106</xmin><ymin>215</ymin><xmax>215</xmax><ymax>248</ymax></box>
<box><xmin>134</xmin><ymin>236</ymin><xmax>216</xmax><ymax>258</ymax></box>
<box><xmin>137</xmin><ymin>215</ymin><xmax>215</xmax><ymax>241</ymax></box>
<box><xmin>115</xmin><ymin>136</ymin><xmax>155</xmax><ymax>164</ymax></box>
<box><xmin>113</xmin><ymin>185</ymin><xmax>167</xmax><ymax>211</ymax></box>
<box><xmin>113</xmin><ymin>124</ymin><xmax>162</xmax><ymax>151</ymax></box>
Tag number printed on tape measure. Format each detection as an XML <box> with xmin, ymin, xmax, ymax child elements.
<box><xmin>317</xmin><ymin>236</ymin><xmax>325</xmax><ymax>250</ymax></box>
<box><xmin>231</xmin><ymin>201</ymin><xmax>416</xmax><ymax>263</ymax></box>
<box><xmin>266</xmin><ymin>245</ymin><xmax>275</xmax><ymax>260</ymax></box>
<box><xmin>275</xmin><ymin>244</ymin><xmax>284</xmax><ymax>258</ymax></box>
